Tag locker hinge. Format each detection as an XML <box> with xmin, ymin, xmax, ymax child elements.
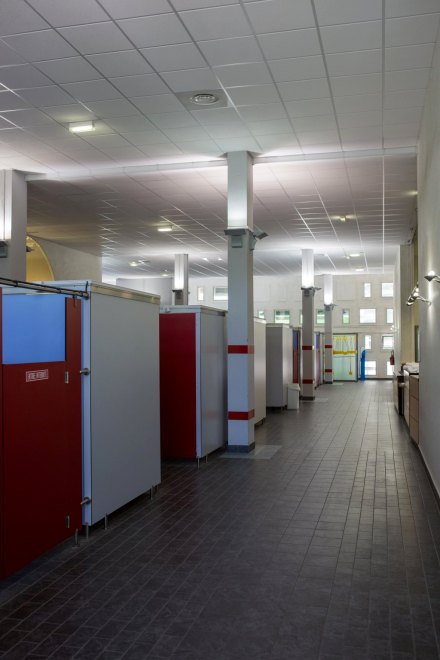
<box><xmin>64</xmin><ymin>371</ymin><xmax>69</xmax><ymax>384</ymax></box>
<box><xmin>79</xmin><ymin>368</ymin><xmax>90</xmax><ymax>376</ymax></box>
<box><xmin>65</xmin><ymin>515</ymin><xmax>71</xmax><ymax>529</ymax></box>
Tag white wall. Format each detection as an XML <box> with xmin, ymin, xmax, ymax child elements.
<box><xmin>190</xmin><ymin>273</ymin><xmax>395</xmax><ymax>378</ymax></box>
<box><xmin>116</xmin><ymin>276</ymin><xmax>173</xmax><ymax>305</ymax></box>
<box><xmin>417</xmin><ymin>38</ymin><xmax>440</xmax><ymax>494</ymax></box>
<box><xmin>36</xmin><ymin>237</ymin><xmax>102</xmax><ymax>282</ymax></box>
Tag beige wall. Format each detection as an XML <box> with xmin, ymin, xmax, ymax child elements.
<box><xmin>417</xmin><ymin>37</ymin><xmax>440</xmax><ymax>494</ymax></box>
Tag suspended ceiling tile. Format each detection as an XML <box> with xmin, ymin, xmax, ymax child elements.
<box><xmin>244</xmin><ymin>0</ymin><xmax>315</xmax><ymax>33</ymax></box>
<box><xmin>35</xmin><ymin>57</ymin><xmax>102</xmax><ymax>83</ymax></box>
<box><xmin>198</xmin><ymin>36</ymin><xmax>263</xmax><ymax>66</ymax></box>
<box><xmin>179</xmin><ymin>5</ymin><xmax>252</xmax><ymax>40</ymax></box>
<box><xmin>4</xmin><ymin>30</ymin><xmax>78</xmax><ymax>62</ymax></box>
<box><xmin>116</xmin><ymin>14</ymin><xmax>191</xmax><ymax>48</ymax></box>
<box><xmin>86</xmin><ymin>51</ymin><xmax>153</xmax><ymax>78</ymax></box>
<box><xmin>98</xmin><ymin>0</ymin><xmax>173</xmax><ymax>19</ymax></box>
<box><xmin>27</xmin><ymin>0</ymin><xmax>109</xmax><ymax>26</ymax></box>
<box><xmin>140</xmin><ymin>43</ymin><xmax>206</xmax><ymax>72</ymax></box>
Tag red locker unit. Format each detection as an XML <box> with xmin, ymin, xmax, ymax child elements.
<box><xmin>160</xmin><ymin>306</ymin><xmax>226</xmax><ymax>460</ymax></box>
<box><xmin>0</xmin><ymin>288</ymin><xmax>82</xmax><ymax>579</ymax></box>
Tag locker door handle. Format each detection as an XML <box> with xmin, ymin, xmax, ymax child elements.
<box><xmin>80</xmin><ymin>497</ymin><xmax>91</xmax><ymax>506</ymax></box>
<box><xmin>80</xmin><ymin>368</ymin><xmax>90</xmax><ymax>376</ymax></box>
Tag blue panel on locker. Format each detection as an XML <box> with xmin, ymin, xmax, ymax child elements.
<box><xmin>3</xmin><ymin>294</ymin><xmax>66</xmax><ymax>364</ymax></box>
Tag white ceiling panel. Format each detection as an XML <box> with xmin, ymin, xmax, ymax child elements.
<box><xmin>116</xmin><ymin>14</ymin><xmax>191</xmax><ymax>48</ymax></box>
<box><xmin>198</xmin><ymin>36</ymin><xmax>263</xmax><ymax>66</ymax></box>
<box><xmin>386</xmin><ymin>0</ymin><xmax>440</xmax><ymax>18</ymax></box>
<box><xmin>85</xmin><ymin>99</ymin><xmax>140</xmax><ymax>117</ymax></box>
<box><xmin>257</xmin><ymin>28</ymin><xmax>321</xmax><ymax>60</ymax></box>
<box><xmin>385</xmin><ymin>68</ymin><xmax>431</xmax><ymax>91</ymax></box>
<box><xmin>4</xmin><ymin>30</ymin><xmax>77</xmax><ymax>61</ymax></box>
<box><xmin>386</xmin><ymin>14</ymin><xmax>440</xmax><ymax>47</ymax></box>
<box><xmin>179</xmin><ymin>6</ymin><xmax>252</xmax><ymax>41</ymax></box>
<box><xmin>27</xmin><ymin>0</ymin><xmax>109</xmax><ymax>27</ymax></box>
<box><xmin>35</xmin><ymin>57</ymin><xmax>101</xmax><ymax>83</ymax></box>
<box><xmin>110</xmin><ymin>74</ymin><xmax>169</xmax><ymax>97</ymax></box>
<box><xmin>326</xmin><ymin>50</ymin><xmax>382</xmax><ymax>76</ymax></box>
<box><xmin>86</xmin><ymin>51</ymin><xmax>153</xmax><ymax>77</ymax></box>
<box><xmin>0</xmin><ymin>64</ymin><xmax>52</xmax><ymax>89</ymax></box>
<box><xmin>58</xmin><ymin>22</ymin><xmax>133</xmax><ymax>55</ymax></box>
<box><xmin>0</xmin><ymin>90</ymin><xmax>30</xmax><ymax>111</ymax></box>
<box><xmin>385</xmin><ymin>43</ymin><xmax>436</xmax><ymax>70</ymax></box>
<box><xmin>98</xmin><ymin>0</ymin><xmax>173</xmax><ymax>19</ymax></box>
<box><xmin>330</xmin><ymin>73</ymin><xmax>382</xmax><ymax>96</ymax></box>
<box><xmin>244</xmin><ymin>0</ymin><xmax>315</xmax><ymax>33</ymax></box>
<box><xmin>269</xmin><ymin>55</ymin><xmax>326</xmax><ymax>82</ymax></box>
<box><xmin>160</xmin><ymin>68</ymin><xmax>219</xmax><ymax>93</ymax></box>
<box><xmin>314</xmin><ymin>0</ymin><xmax>383</xmax><ymax>26</ymax></box>
<box><xmin>0</xmin><ymin>1</ymin><xmax>49</xmax><ymax>36</ymax></box>
<box><xmin>139</xmin><ymin>43</ymin><xmax>206</xmax><ymax>72</ymax></box>
<box><xmin>227</xmin><ymin>84</ymin><xmax>280</xmax><ymax>106</ymax></box>
<box><xmin>16</xmin><ymin>85</ymin><xmax>73</xmax><ymax>106</ymax></box>
<box><xmin>132</xmin><ymin>94</ymin><xmax>185</xmax><ymax>114</ymax></box>
<box><xmin>214</xmin><ymin>62</ymin><xmax>272</xmax><ymax>87</ymax></box>
<box><xmin>321</xmin><ymin>21</ymin><xmax>382</xmax><ymax>54</ymax></box>
<box><xmin>61</xmin><ymin>80</ymin><xmax>122</xmax><ymax>102</ymax></box>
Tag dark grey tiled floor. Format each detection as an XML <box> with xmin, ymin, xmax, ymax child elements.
<box><xmin>1</xmin><ymin>381</ymin><xmax>440</xmax><ymax>659</ymax></box>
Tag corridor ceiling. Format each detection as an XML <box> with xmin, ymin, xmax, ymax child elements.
<box><xmin>0</xmin><ymin>0</ymin><xmax>432</xmax><ymax>279</ymax></box>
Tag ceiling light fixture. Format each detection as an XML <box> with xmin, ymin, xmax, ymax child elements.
<box><xmin>339</xmin><ymin>215</ymin><xmax>347</xmax><ymax>222</ymax></box>
<box><xmin>190</xmin><ymin>93</ymin><xmax>219</xmax><ymax>106</ymax></box>
<box><xmin>69</xmin><ymin>121</ymin><xmax>95</xmax><ymax>133</ymax></box>
<box><xmin>129</xmin><ymin>261</ymin><xmax>138</xmax><ymax>267</ymax></box>
<box><xmin>349</xmin><ymin>253</ymin><xmax>361</xmax><ymax>258</ymax></box>
<box><xmin>355</xmin><ymin>268</ymin><xmax>365</xmax><ymax>272</ymax></box>
<box><xmin>158</xmin><ymin>226</ymin><xmax>172</xmax><ymax>232</ymax></box>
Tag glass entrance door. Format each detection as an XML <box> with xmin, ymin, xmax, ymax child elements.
<box><xmin>333</xmin><ymin>334</ymin><xmax>358</xmax><ymax>381</ymax></box>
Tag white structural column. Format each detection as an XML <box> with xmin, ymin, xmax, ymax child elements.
<box><xmin>173</xmin><ymin>253</ymin><xmax>188</xmax><ymax>305</ymax></box>
<box><xmin>0</xmin><ymin>170</ymin><xmax>27</xmax><ymax>280</ymax></box>
<box><xmin>301</xmin><ymin>249</ymin><xmax>316</xmax><ymax>400</ymax></box>
<box><xmin>226</xmin><ymin>151</ymin><xmax>255</xmax><ymax>452</ymax></box>
<box><xmin>323</xmin><ymin>274</ymin><xmax>334</xmax><ymax>384</ymax></box>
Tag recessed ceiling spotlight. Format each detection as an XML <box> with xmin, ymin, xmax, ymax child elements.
<box><xmin>339</xmin><ymin>215</ymin><xmax>347</xmax><ymax>222</ymax></box>
<box><xmin>355</xmin><ymin>268</ymin><xmax>365</xmax><ymax>272</ymax></box>
<box><xmin>349</xmin><ymin>253</ymin><xmax>361</xmax><ymax>257</ymax></box>
<box><xmin>129</xmin><ymin>261</ymin><xmax>138</xmax><ymax>267</ymax></box>
<box><xmin>203</xmin><ymin>257</ymin><xmax>209</xmax><ymax>261</ymax></box>
<box><xmin>218</xmin><ymin>257</ymin><xmax>223</xmax><ymax>261</ymax></box>
<box><xmin>158</xmin><ymin>226</ymin><xmax>172</xmax><ymax>232</ymax></box>
<box><xmin>190</xmin><ymin>93</ymin><xmax>219</xmax><ymax>106</ymax></box>
<box><xmin>344</xmin><ymin>255</ymin><xmax>351</xmax><ymax>260</ymax></box>
<box><xmin>69</xmin><ymin>121</ymin><xmax>95</xmax><ymax>133</ymax></box>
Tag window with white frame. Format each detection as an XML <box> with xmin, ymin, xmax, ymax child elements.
<box><xmin>365</xmin><ymin>360</ymin><xmax>377</xmax><ymax>376</ymax></box>
<box><xmin>197</xmin><ymin>286</ymin><xmax>204</xmax><ymax>301</ymax></box>
<box><xmin>364</xmin><ymin>335</ymin><xmax>372</xmax><ymax>350</ymax></box>
<box><xmin>274</xmin><ymin>310</ymin><xmax>290</xmax><ymax>324</ymax></box>
<box><xmin>316</xmin><ymin>309</ymin><xmax>325</xmax><ymax>325</ymax></box>
<box><xmin>364</xmin><ymin>282</ymin><xmax>371</xmax><ymax>298</ymax></box>
<box><xmin>213</xmin><ymin>286</ymin><xmax>228</xmax><ymax>301</ymax></box>
<box><xmin>386</xmin><ymin>308</ymin><xmax>394</xmax><ymax>324</ymax></box>
<box><xmin>360</xmin><ymin>308</ymin><xmax>376</xmax><ymax>323</ymax></box>
<box><xmin>342</xmin><ymin>308</ymin><xmax>350</xmax><ymax>324</ymax></box>
<box><xmin>386</xmin><ymin>361</ymin><xmax>394</xmax><ymax>376</ymax></box>
<box><xmin>381</xmin><ymin>282</ymin><xmax>394</xmax><ymax>297</ymax></box>
<box><xmin>382</xmin><ymin>335</ymin><xmax>394</xmax><ymax>350</ymax></box>
<box><xmin>257</xmin><ymin>310</ymin><xmax>265</xmax><ymax>319</ymax></box>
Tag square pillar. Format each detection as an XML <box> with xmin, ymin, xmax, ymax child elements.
<box><xmin>0</xmin><ymin>170</ymin><xmax>27</xmax><ymax>280</ymax></box>
<box><xmin>173</xmin><ymin>254</ymin><xmax>188</xmax><ymax>305</ymax></box>
<box><xmin>226</xmin><ymin>152</ymin><xmax>255</xmax><ymax>452</ymax></box>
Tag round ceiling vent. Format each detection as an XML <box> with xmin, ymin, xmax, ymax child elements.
<box><xmin>190</xmin><ymin>93</ymin><xmax>219</xmax><ymax>106</ymax></box>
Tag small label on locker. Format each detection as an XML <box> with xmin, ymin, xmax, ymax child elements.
<box><xmin>25</xmin><ymin>369</ymin><xmax>49</xmax><ymax>383</ymax></box>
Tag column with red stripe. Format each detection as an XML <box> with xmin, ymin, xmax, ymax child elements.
<box><xmin>301</xmin><ymin>249</ymin><xmax>317</xmax><ymax>400</ymax></box>
<box><xmin>324</xmin><ymin>274</ymin><xmax>334</xmax><ymax>384</ymax></box>
<box><xmin>225</xmin><ymin>152</ymin><xmax>255</xmax><ymax>452</ymax></box>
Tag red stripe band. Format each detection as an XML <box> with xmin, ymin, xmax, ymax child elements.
<box><xmin>302</xmin><ymin>345</ymin><xmax>313</xmax><ymax>350</ymax></box>
<box><xmin>302</xmin><ymin>379</ymin><xmax>315</xmax><ymax>384</ymax></box>
<box><xmin>325</xmin><ymin>344</ymin><xmax>333</xmax><ymax>349</ymax></box>
<box><xmin>228</xmin><ymin>410</ymin><xmax>255</xmax><ymax>420</ymax></box>
<box><xmin>228</xmin><ymin>345</ymin><xmax>255</xmax><ymax>354</ymax></box>
<box><xmin>325</xmin><ymin>369</ymin><xmax>333</xmax><ymax>373</ymax></box>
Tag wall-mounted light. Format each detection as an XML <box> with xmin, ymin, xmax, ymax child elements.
<box><xmin>69</xmin><ymin>121</ymin><xmax>95</xmax><ymax>133</ymax></box>
<box><xmin>424</xmin><ymin>271</ymin><xmax>440</xmax><ymax>283</ymax></box>
<box><xmin>406</xmin><ymin>284</ymin><xmax>430</xmax><ymax>306</ymax></box>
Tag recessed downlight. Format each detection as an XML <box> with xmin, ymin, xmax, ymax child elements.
<box><xmin>158</xmin><ymin>226</ymin><xmax>172</xmax><ymax>232</ymax></box>
<box><xmin>190</xmin><ymin>93</ymin><xmax>219</xmax><ymax>106</ymax></box>
<box><xmin>69</xmin><ymin>121</ymin><xmax>95</xmax><ymax>133</ymax></box>
<box><xmin>355</xmin><ymin>268</ymin><xmax>365</xmax><ymax>272</ymax></box>
<box><xmin>349</xmin><ymin>253</ymin><xmax>361</xmax><ymax>257</ymax></box>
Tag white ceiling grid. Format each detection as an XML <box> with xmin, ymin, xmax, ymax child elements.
<box><xmin>0</xmin><ymin>0</ymin><xmax>433</xmax><ymax>278</ymax></box>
